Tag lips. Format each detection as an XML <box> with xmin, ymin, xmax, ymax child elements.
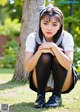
<box><xmin>46</xmin><ymin>32</ymin><xmax>52</xmax><ymax>35</ymax></box>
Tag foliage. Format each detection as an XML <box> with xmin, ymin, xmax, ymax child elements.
<box><xmin>74</xmin><ymin>46</ymin><xmax>80</xmax><ymax>67</ymax></box>
<box><xmin>0</xmin><ymin>18</ymin><xmax>20</xmax><ymax>68</ymax></box>
<box><xmin>0</xmin><ymin>0</ymin><xmax>7</xmax><ymax>6</ymax></box>
<box><xmin>0</xmin><ymin>68</ymin><xmax>14</xmax><ymax>74</ymax></box>
<box><xmin>0</xmin><ymin>40</ymin><xmax>18</xmax><ymax>68</ymax></box>
<box><xmin>76</xmin><ymin>66</ymin><xmax>80</xmax><ymax>79</ymax></box>
<box><xmin>7</xmin><ymin>0</ymin><xmax>23</xmax><ymax>21</ymax></box>
<box><xmin>0</xmin><ymin>18</ymin><xmax>21</xmax><ymax>39</ymax></box>
<box><xmin>0</xmin><ymin>1</ymin><xmax>21</xmax><ymax>69</ymax></box>
<box><xmin>74</xmin><ymin>26</ymin><xmax>80</xmax><ymax>46</ymax></box>
<box><xmin>64</xmin><ymin>16</ymin><xmax>80</xmax><ymax>24</ymax></box>
<box><xmin>0</xmin><ymin>0</ymin><xmax>23</xmax><ymax>24</ymax></box>
<box><xmin>74</xmin><ymin>45</ymin><xmax>80</xmax><ymax>78</ymax></box>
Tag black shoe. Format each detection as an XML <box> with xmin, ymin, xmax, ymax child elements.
<box><xmin>34</xmin><ymin>94</ymin><xmax>45</xmax><ymax>108</ymax></box>
<box><xmin>45</xmin><ymin>94</ymin><xmax>62</xmax><ymax>108</ymax></box>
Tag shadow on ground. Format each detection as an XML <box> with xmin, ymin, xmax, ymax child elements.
<box><xmin>10</xmin><ymin>102</ymin><xmax>65</xmax><ymax>112</ymax></box>
<box><xmin>0</xmin><ymin>81</ymin><xmax>27</xmax><ymax>91</ymax></box>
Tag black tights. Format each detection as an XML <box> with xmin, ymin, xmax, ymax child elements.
<box><xmin>36</xmin><ymin>53</ymin><xmax>67</xmax><ymax>97</ymax></box>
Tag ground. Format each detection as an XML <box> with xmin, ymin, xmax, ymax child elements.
<box><xmin>0</xmin><ymin>69</ymin><xmax>80</xmax><ymax>112</ymax></box>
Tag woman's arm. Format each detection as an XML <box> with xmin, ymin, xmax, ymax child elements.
<box><xmin>51</xmin><ymin>43</ymin><xmax>73</xmax><ymax>70</ymax></box>
<box><xmin>24</xmin><ymin>50</ymin><xmax>42</xmax><ymax>73</ymax></box>
<box><xmin>24</xmin><ymin>48</ymin><xmax>54</xmax><ymax>73</ymax></box>
<box><xmin>39</xmin><ymin>42</ymin><xmax>73</xmax><ymax>70</ymax></box>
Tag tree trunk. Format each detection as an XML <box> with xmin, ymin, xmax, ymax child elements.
<box><xmin>12</xmin><ymin>0</ymin><xmax>44</xmax><ymax>81</ymax></box>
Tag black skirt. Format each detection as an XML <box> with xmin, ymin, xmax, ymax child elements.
<box><xmin>28</xmin><ymin>65</ymin><xmax>78</xmax><ymax>94</ymax></box>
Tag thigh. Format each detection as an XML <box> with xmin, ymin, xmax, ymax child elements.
<box><xmin>32</xmin><ymin>67</ymin><xmax>74</xmax><ymax>92</ymax></box>
<box><xmin>61</xmin><ymin>67</ymin><xmax>73</xmax><ymax>92</ymax></box>
<box><xmin>32</xmin><ymin>69</ymin><xmax>51</xmax><ymax>91</ymax></box>
<box><xmin>46</xmin><ymin>67</ymin><xmax>74</xmax><ymax>92</ymax></box>
<box><xmin>32</xmin><ymin>69</ymin><xmax>38</xmax><ymax>89</ymax></box>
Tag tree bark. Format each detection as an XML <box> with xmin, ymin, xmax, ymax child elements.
<box><xmin>12</xmin><ymin>0</ymin><xmax>44</xmax><ymax>81</ymax></box>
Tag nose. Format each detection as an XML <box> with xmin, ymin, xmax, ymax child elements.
<box><xmin>47</xmin><ymin>25</ymin><xmax>52</xmax><ymax>30</ymax></box>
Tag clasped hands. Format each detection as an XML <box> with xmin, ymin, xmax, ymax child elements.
<box><xmin>38</xmin><ymin>42</ymin><xmax>64</xmax><ymax>56</ymax></box>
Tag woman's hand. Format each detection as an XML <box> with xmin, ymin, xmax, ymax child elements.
<box><xmin>38</xmin><ymin>47</ymin><xmax>54</xmax><ymax>56</ymax></box>
<box><xmin>38</xmin><ymin>42</ymin><xmax>55</xmax><ymax>55</ymax></box>
<box><xmin>39</xmin><ymin>42</ymin><xmax>64</xmax><ymax>52</ymax></box>
<box><xmin>38</xmin><ymin>42</ymin><xmax>64</xmax><ymax>56</ymax></box>
<box><xmin>38</xmin><ymin>42</ymin><xmax>53</xmax><ymax>50</ymax></box>
<box><xmin>58</xmin><ymin>47</ymin><xmax>64</xmax><ymax>52</ymax></box>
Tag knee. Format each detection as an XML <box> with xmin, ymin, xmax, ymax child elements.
<box><xmin>53</xmin><ymin>56</ymin><xmax>67</xmax><ymax>72</ymax></box>
<box><xmin>53</xmin><ymin>56</ymin><xmax>59</xmax><ymax>65</ymax></box>
<box><xmin>40</xmin><ymin>53</ymin><xmax>52</xmax><ymax>64</ymax></box>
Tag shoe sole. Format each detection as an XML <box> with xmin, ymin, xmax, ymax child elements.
<box><xmin>34</xmin><ymin>104</ymin><xmax>45</xmax><ymax>108</ymax></box>
<box><xmin>45</xmin><ymin>102</ymin><xmax>62</xmax><ymax>108</ymax></box>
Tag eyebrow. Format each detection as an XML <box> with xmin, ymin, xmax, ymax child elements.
<box><xmin>43</xmin><ymin>20</ymin><xmax>58</xmax><ymax>23</ymax></box>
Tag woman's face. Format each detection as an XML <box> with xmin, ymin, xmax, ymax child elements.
<box><xmin>40</xmin><ymin>16</ymin><xmax>61</xmax><ymax>42</ymax></box>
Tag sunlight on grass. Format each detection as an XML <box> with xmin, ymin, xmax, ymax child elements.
<box><xmin>0</xmin><ymin>70</ymin><xmax>80</xmax><ymax>112</ymax></box>
<box><xmin>0</xmin><ymin>68</ymin><xmax>14</xmax><ymax>74</ymax></box>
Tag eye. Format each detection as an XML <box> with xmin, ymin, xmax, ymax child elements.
<box><xmin>43</xmin><ymin>22</ymin><xmax>48</xmax><ymax>25</ymax></box>
<box><xmin>52</xmin><ymin>23</ymin><xmax>57</xmax><ymax>26</ymax></box>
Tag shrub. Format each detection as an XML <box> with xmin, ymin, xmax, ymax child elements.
<box><xmin>74</xmin><ymin>46</ymin><xmax>80</xmax><ymax>67</ymax></box>
<box><xmin>0</xmin><ymin>18</ymin><xmax>21</xmax><ymax>40</ymax></box>
<box><xmin>0</xmin><ymin>40</ymin><xmax>19</xmax><ymax>68</ymax></box>
<box><xmin>0</xmin><ymin>18</ymin><xmax>21</xmax><ymax>68</ymax></box>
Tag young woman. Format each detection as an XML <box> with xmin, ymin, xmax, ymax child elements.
<box><xmin>24</xmin><ymin>4</ymin><xmax>78</xmax><ymax>108</ymax></box>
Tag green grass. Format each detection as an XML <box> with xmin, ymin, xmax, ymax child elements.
<box><xmin>0</xmin><ymin>69</ymin><xmax>80</xmax><ymax>112</ymax></box>
<box><xmin>0</xmin><ymin>68</ymin><xmax>14</xmax><ymax>74</ymax></box>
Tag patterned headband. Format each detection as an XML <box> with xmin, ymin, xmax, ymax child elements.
<box><xmin>38</xmin><ymin>4</ymin><xmax>63</xmax><ymax>18</ymax></box>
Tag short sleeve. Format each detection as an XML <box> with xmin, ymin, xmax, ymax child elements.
<box><xmin>25</xmin><ymin>33</ymin><xmax>36</xmax><ymax>52</ymax></box>
<box><xmin>62</xmin><ymin>32</ymin><xmax>74</xmax><ymax>51</ymax></box>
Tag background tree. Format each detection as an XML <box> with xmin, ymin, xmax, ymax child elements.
<box><xmin>12</xmin><ymin>0</ymin><xmax>44</xmax><ymax>81</ymax></box>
